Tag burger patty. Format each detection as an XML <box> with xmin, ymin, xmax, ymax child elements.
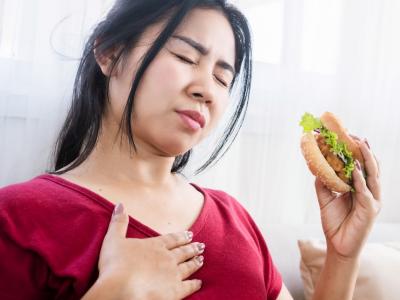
<box><xmin>316</xmin><ymin>134</ymin><xmax>350</xmax><ymax>184</ymax></box>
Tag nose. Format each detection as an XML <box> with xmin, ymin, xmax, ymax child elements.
<box><xmin>186</xmin><ymin>77</ymin><xmax>214</xmax><ymax>105</ymax></box>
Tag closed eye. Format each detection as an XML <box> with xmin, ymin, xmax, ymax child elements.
<box><xmin>174</xmin><ymin>53</ymin><xmax>229</xmax><ymax>88</ymax></box>
<box><xmin>174</xmin><ymin>54</ymin><xmax>196</xmax><ymax>65</ymax></box>
<box><xmin>214</xmin><ymin>75</ymin><xmax>228</xmax><ymax>88</ymax></box>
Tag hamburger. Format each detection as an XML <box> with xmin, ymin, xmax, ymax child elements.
<box><xmin>299</xmin><ymin>112</ymin><xmax>365</xmax><ymax>193</ymax></box>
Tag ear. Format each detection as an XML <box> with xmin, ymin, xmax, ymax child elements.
<box><xmin>94</xmin><ymin>39</ymin><xmax>120</xmax><ymax>77</ymax></box>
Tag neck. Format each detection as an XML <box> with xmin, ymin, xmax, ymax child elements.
<box><xmin>64</xmin><ymin>121</ymin><xmax>182</xmax><ymax>190</ymax></box>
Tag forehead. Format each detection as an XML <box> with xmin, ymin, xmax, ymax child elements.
<box><xmin>173</xmin><ymin>8</ymin><xmax>236</xmax><ymax>67</ymax></box>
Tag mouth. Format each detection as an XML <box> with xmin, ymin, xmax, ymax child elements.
<box><xmin>176</xmin><ymin>110</ymin><xmax>206</xmax><ymax>131</ymax></box>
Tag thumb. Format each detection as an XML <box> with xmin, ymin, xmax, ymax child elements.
<box><xmin>106</xmin><ymin>203</ymin><xmax>129</xmax><ymax>238</ymax></box>
<box><xmin>315</xmin><ymin>178</ymin><xmax>337</xmax><ymax>208</ymax></box>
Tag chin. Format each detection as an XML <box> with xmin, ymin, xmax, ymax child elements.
<box><xmin>156</xmin><ymin>141</ymin><xmax>194</xmax><ymax>157</ymax></box>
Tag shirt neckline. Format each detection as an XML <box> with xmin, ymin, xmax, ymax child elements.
<box><xmin>37</xmin><ymin>173</ymin><xmax>210</xmax><ymax>237</ymax></box>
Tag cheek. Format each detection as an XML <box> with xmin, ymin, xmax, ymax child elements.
<box><xmin>144</xmin><ymin>56</ymin><xmax>187</xmax><ymax>96</ymax></box>
<box><xmin>106</xmin><ymin>76</ymin><xmax>133</xmax><ymax>123</ymax></box>
<box><xmin>206</xmin><ymin>95</ymin><xmax>230</xmax><ymax>130</ymax></box>
<box><xmin>132</xmin><ymin>57</ymin><xmax>186</xmax><ymax>118</ymax></box>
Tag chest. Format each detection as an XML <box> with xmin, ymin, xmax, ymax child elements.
<box><xmin>97</xmin><ymin>185</ymin><xmax>205</xmax><ymax>234</ymax></box>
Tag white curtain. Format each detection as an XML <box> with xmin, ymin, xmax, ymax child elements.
<box><xmin>190</xmin><ymin>0</ymin><xmax>400</xmax><ymax>225</ymax></box>
<box><xmin>1</xmin><ymin>0</ymin><xmax>399</xmax><ymax>225</ymax></box>
<box><xmin>0</xmin><ymin>0</ymin><xmax>114</xmax><ymax>182</ymax></box>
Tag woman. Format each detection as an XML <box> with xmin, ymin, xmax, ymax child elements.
<box><xmin>0</xmin><ymin>0</ymin><xmax>381</xmax><ymax>299</ymax></box>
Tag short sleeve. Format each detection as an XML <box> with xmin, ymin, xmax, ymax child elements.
<box><xmin>0</xmin><ymin>228</ymin><xmax>53</xmax><ymax>299</ymax></box>
<box><xmin>0</xmin><ymin>186</ymin><xmax>56</xmax><ymax>299</ymax></box>
<box><xmin>262</xmin><ymin>239</ymin><xmax>283</xmax><ymax>299</ymax></box>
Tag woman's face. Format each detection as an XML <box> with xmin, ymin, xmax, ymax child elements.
<box><xmin>103</xmin><ymin>8</ymin><xmax>236</xmax><ymax>157</ymax></box>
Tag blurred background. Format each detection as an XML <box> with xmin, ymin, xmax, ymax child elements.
<box><xmin>0</xmin><ymin>0</ymin><xmax>399</xmax><ymax>228</ymax></box>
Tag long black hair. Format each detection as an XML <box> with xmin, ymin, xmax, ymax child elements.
<box><xmin>51</xmin><ymin>0</ymin><xmax>252</xmax><ymax>176</ymax></box>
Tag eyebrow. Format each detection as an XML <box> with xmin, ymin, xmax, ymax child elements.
<box><xmin>171</xmin><ymin>35</ymin><xmax>236</xmax><ymax>77</ymax></box>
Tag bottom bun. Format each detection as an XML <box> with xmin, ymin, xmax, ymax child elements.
<box><xmin>301</xmin><ymin>132</ymin><xmax>351</xmax><ymax>193</ymax></box>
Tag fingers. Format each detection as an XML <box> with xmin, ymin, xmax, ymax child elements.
<box><xmin>106</xmin><ymin>203</ymin><xmax>129</xmax><ymax>239</ymax></box>
<box><xmin>352</xmin><ymin>160</ymin><xmax>381</xmax><ymax>213</ymax></box>
<box><xmin>350</xmin><ymin>134</ymin><xmax>380</xmax><ymax>176</ymax></box>
<box><xmin>373</xmin><ymin>152</ymin><xmax>381</xmax><ymax>178</ymax></box>
<box><xmin>159</xmin><ymin>231</ymin><xmax>194</xmax><ymax>250</ymax></box>
<box><xmin>178</xmin><ymin>255</ymin><xmax>204</xmax><ymax>280</ymax></box>
<box><xmin>359</xmin><ymin>140</ymin><xmax>379</xmax><ymax>178</ymax></box>
<box><xmin>352</xmin><ymin>161</ymin><xmax>370</xmax><ymax>196</ymax></box>
<box><xmin>357</xmin><ymin>140</ymin><xmax>381</xmax><ymax>201</ymax></box>
<box><xmin>178</xmin><ymin>279</ymin><xmax>203</xmax><ymax>299</ymax></box>
<box><xmin>315</xmin><ymin>178</ymin><xmax>337</xmax><ymax>209</ymax></box>
<box><xmin>349</xmin><ymin>134</ymin><xmax>381</xmax><ymax>200</ymax></box>
<box><xmin>171</xmin><ymin>242</ymin><xmax>206</xmax><ymax>263</ymax></box>
<box><xmin>349</xmin><ymin>134</ymin><xmax>361</xmax><ymax>141</ymax></box>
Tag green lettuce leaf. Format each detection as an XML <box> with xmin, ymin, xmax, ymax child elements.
<box><xmin>320</xmin><ymin>127</ymin><xmax>355</xmax><ymax>179</ymax></box>
<box><xmin>299</xmin><ymin>113</ymin><xmax>322</xmax><ymax>132</ymax></box>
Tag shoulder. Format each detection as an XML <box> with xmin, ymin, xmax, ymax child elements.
<box><xmin>0</xmin><ymin>175</ymin><xmax>50</xmax><ymax>207</ymax></box>
<box><xmin>195</xmin><ymin>184</ymin><xmax>252</xmax><ymax>218</ymax></box>
<box><xmin>0</xmin><ymin>175</ymin><xmax>69</xmax><ymax>228</ymax></box>
<box><xmin>0</xmin><ymin>174</ymin><xmax>108</xmax><ymax>249</ymax></box>
<box><xmin>0</xmin><ymin>174</ymin><xmax>68</xmax><ymax>212</ymax></box>
<box><xmin>0</xmin><ymin>174</ymin><xmax>96</xmax><ymax>235</ymax></box>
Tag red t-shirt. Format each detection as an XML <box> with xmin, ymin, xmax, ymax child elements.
<box><xmin>0</xmin><ymin>174</ymin><xmax>282</xmax><ymax>300</ymax></box>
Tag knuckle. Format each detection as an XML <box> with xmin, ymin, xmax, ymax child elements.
<box><xmin>192</xmin><ymin>243</ymin><xmax>200</xmax><ymax>254</ymax></box>
<box><xmin>187</xmin><ymin>280</ymin><xmax>197</xmax><ymax>292</ymax></box>
<box><xmin>190</xmin><ymin>259</ymin><xmax>199</xmax><ymax>269</ymax></box>
<box><xmin>171</xmin><ymin>284</ymin><xmax>180</xmax><ymax>298</ymax></box>
<box><xmin>164</xmin><ymin>249</ymin><xmax>175</xmax><ymax>261</ymax></box>
<box><xmin>151</xmin><ymin>238</ymin><xmax>165</xmax><ymax>249</ymax></box>
<box><xmin>170</xmin><ymin>232</ymin><xmax>182</xmax><ymax>244</ymax></box>
<box><xmin>180</xmin><ymin>245</ymin><xmax>192</xmax><ymax>257</ymax></box>
<box><xmin>193</xmin><ymin>256</ymin><xmax>203</xmax><ymax>268</ymax></box>
<box><xmin>183</xmin><ymin>260</ymin><xmax>196</xmax><ymax>274</ymax></box>
<box><xmin>190</xmin><ymin>281</ymin><xmax>198</xmax><ymax>292</ymax></box>
<box><xmin>179</xmin><ymin>261</ymin><xmax>191</xmax><ymax>277</ymax></box>
<box><xmin>171</xmin><ymin>248</ymin><xmax>183</xmax><ymax>261</ymax></box>
<box><xmin>193</xmin><ymin>279</ymin><xmax>202</xmax><ymax>291</ymax></box>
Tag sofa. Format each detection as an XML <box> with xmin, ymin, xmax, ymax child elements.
<box><xmin>262</xmin><ymin>223</ymin><xmax>400</xmax><ymax>300</ymax></box>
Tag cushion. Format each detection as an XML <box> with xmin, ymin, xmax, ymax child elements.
<box><xmin>298</xmin><ymin>239</ymin><xmax>400</xmax><ymax>300</ymax></box>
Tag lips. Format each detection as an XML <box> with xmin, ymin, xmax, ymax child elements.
<box><xmin>176</xmin><ymin>110</ymin><xmax>206</xmax><ymax>129</ymax></box>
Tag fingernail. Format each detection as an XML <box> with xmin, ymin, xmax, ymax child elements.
<box><xmin>356</xmin><ymin>160</ymin><xmax>361</xmax><ymax>171</ymax></box>
<box><xmin>185</xmin><ymin>231</ymin><xmax>193</xmax><ymax>241</ymax></box>
<box><xmin>364</xmin><ymin>138</ymin><xmax>370</xmax><ymax>149</ymax></box>
<box><xmin>113</xmin><ymin>203</ymin><xmax>124</xmax><ymax>216</ymax></box>
<box><xmin>197</xmin><ymin>243</ymin><xmax>206</xmax><ymax>252</ymax></box>
<box><xmin>196</xmin><ymin>255</ymin><xmax>204</xmax><ymax>265</ymax></box>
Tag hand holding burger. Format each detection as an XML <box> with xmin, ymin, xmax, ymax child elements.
<box><xmin>298</xmin><ymin>111</ymin><xmax>382</xmax><ymax>262</ymax></box>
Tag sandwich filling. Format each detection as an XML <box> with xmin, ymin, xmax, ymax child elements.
<box><xmin>299</xmin><ymin>113</ymin><xmax>355</xmax><ymax>184</ymax></box>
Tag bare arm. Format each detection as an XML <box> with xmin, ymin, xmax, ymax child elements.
<box><xmin>276</xmin><ymin>250</ymin><xmax>359</xmax><ymax>300</ymax></box>
<box><xmin>311</xmin><ymin>247</ymin><xmax>360</xmax><ymax>300</ymax></box>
